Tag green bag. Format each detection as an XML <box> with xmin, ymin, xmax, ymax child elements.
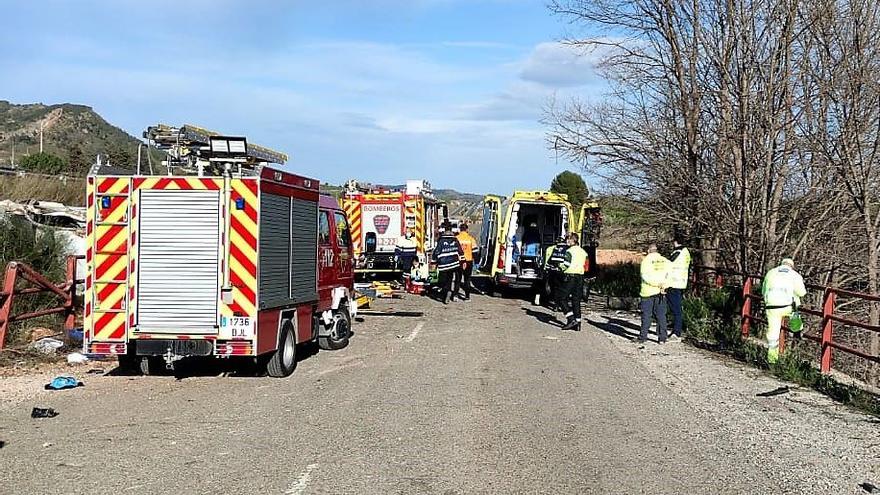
<box><xmin>789</xmin><ymin>311</ymin><xmax>803</xmax><ymax>333</ymax></box>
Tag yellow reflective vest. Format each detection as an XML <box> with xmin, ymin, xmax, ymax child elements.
<box><xmin>761</xmin><ymin>265</ymin><xmax>807</xmax><ymax>308</ymax></box>
<box><xmin>668</xmin><ymin>247</ymin><xmax>691</xmax><ymax>289</ymax></box>
<box><xmin>640</xmin><ymin>252</ymin><xmax>670</xmax><ymax>297</ymax></box>
<box><xmin>561</xmin><ymin>245</ymin><xmax>588</xmax><ymax>275</ymax></box>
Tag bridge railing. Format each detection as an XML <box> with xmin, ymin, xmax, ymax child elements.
<box><xmin>692</xmin><ymin>266</ymin><xmax>880</xmax><ymax>376</ymax></box>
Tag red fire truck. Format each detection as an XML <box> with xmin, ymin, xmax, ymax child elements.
<box><xmin>342</xmin><ymin>179</ymin><xmax>447</xmax><ymax>277</ymax></box>
<box><xmin>83</xmin><ymin>125</ymin><xmax>355</xmax><ymax>377</ymax></box>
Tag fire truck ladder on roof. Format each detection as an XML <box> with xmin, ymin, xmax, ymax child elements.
<box><xmin>144</xmin><ymin>123</ymin><xmax>288</xmax><ymax>173</ymax></box>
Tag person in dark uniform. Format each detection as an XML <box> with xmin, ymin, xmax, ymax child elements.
<box><xmin>542</xmin><ymin>237</ymin><xmax>568</xmax><ymax>310</ymax></box>
<box><xmin>432</xmin><ymin>223</ymin><xmax>464</xmax><ymax>304</ymax></box>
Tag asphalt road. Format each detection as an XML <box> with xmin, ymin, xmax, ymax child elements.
<box><xmin>0</xmin><ymin>293</ymin><xmax>874</xmax><ymax>494</ymax></box>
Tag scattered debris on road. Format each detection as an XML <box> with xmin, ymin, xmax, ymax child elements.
<box><xmin>756</xmin><ymin>386</ymin><xmax>790</xmax><ymax>397</ymax></box>
<box><xmin>44</xmin><ymin>376</ymin><xmax>84</xmax><ymax>390</ymax></box>
<box><xmin>31</xmin><ymin>338</ymin><xmax>64</xmax><ymax>355</ymax></box>
<box><xmin>30</xmin><ymin>407</ymin><xmax>59</xmax><ymax>419</ymax></box>
<box><xmin>66</xmin><ymin>352</ymin><xmax>88</xmax><ymax>365</ymax></box>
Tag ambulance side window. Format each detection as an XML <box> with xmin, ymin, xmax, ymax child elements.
<box><xmin>334</xmin><ymin>212</ymin><xmax>351</xmax><ymax>248</ymax></box>
<box><xmin>319</xmin><ymin>211</ymin><xmax>332</xmax><ymax>245</ymax></box>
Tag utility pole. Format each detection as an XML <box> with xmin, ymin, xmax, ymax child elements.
<box><xmin>39</xmin><ymin>121</ymin><xmax>44</xmax><ymax>153</ymax></box>
<box><xmin>10</xmin><ymin>135</ymin><xmax>14</xmax><ymax>167</ymax></box>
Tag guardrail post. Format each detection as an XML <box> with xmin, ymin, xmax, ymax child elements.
<box><xmin>820</xmin><ymin>289</ymin><xmax>835</xmax><ymax>373</ymax></box>
<box><xmin>64</xmin><ymin>256</ymin><xmax>76</xmax><ymax>336</ymax></box>
<box><xmin>0</xmin><ymin>262</ymin><xmax>19</xmax><ymax>350</ymax></box>
<box><xmin>741</xmin><ymin>276</ymin><xmax>752</xmax><ymax>338</ymax></box>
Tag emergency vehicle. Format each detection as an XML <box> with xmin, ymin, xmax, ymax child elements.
<box><xmin>342</xmin><ymin>180</ymin><xmax>447</xmax><ymax>277</ymax></box>
<box><xmin>83</xmin><ymin>124</ymin><xmax>355</xmax><ymax>377</ymax></box>
<box><xmin>476</xmin><ymin>191</ymin><xmax>601</xmax><ymax>293</ymax></box>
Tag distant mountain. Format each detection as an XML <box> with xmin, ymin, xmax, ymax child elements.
<box><xmin>0</xmin><ymin>100</ymin><xmax>152</xmax><ymax>175</ymax></box>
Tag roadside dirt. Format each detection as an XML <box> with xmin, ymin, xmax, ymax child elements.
<box><xmin>597</xmin><ymin>248</ymin><xmax>643</xmax><ymax>265</ymax></box>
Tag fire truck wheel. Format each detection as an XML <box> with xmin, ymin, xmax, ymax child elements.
<box><xmin>318</xmin><ymin>306</ymin><xmax>351</xmax><ymax>351</ymax></box>
<box><xmin>266</xmin><ymin>321</ymin><xmax>297</xmax><ymax>378</ymax></box>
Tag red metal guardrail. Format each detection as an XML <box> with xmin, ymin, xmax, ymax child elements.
<box><xmin>0</xmin><ymin>255</ymin><xmax>84</xmax><ymax>350</ymax></box>
<box><xmin>694</xmin><ymin>266</ymin><xmax>880</xmax><ymax>374</ymax></box>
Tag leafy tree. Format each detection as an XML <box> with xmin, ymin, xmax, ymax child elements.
<box><xmin>105</xmin><ymin>145</ymin><xmax>134</xmax><ymax>168</ymax></box>
<box><xmin>550</xmin><ymin>170</ymin><xmax>589</xmax><ymax>210</ymax></box>
<box><xmin>18</xmin><ymin>152</ymin><xmax>67</xmax><ymax>175</ymax></box>
<box><xmin>67</xmin><ymin>144</ymin><xmax>86</xmax><ymax>173</ymax></box>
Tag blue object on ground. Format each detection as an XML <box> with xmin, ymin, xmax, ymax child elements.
<box><xmin>44</xmin><ymin>376</ymin><xmax>84</xmax><ymax>391</ymax></box>
<box><xmin>68</xmin><ymin>328</ymin><xmax>84</xmax><ymax>342</ymax></box>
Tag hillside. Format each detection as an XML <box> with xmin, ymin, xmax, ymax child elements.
<box><xmin>0</xmin><ymin>101</ymin><xmax>149</xmax><ymax>175</ymax></box>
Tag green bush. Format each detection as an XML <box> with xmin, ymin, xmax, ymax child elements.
<box><xmin>593</xmin><ymin>262</ymin><xmax>640</xmax><ymax>297</ymax></box>
<box><xmin>17</xmin><ymin>151</ymin><xmax>68</xmax><ymax>175</ymax></box>
<box><xmin>0</xmin><ymin>216</ymin><xmax>69</xmax><ymax>344</ymax></box>
<box><xmin>684</xmin><ymin>286</ymin><xmax>880</xmax><ymax>416</ymax></box>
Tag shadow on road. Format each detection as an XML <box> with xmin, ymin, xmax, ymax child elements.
<box><xmin>103</xmin><ymin>341</ymin><xmax>324</xmax><ymax>380</ymax></box>
<box><xmin>587</xmin><ymin>316</ymin><xmax>642</xmax><ymax>342</ymax></box>
<box><xmin>522</xmin><ymin>307</ymin><xmax>563</xmax><ymax>328</ymax></box>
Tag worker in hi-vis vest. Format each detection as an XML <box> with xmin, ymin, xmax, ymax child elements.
<box><xmin>455</xmin><ymin>223</ymin><xmax>477</xmax><ymax>301</ymax></box>
<box><xmin>666</xmin><ymin>237</ymin><xmax>691</xmax><ymax>339</ymax></box>
<box><xmin>557</xmin><ymin>233</ymin><xmax>588</xmax><ymax>331</ymax></box>
<box><xmin>395</xmin><ymin>228</ymin><xmax>418</xmax><ymax>277</ymax></box>
<box><xmin>761</xmin><ymin>258</ymin><xmax>806</xmax><ymax>364</ymax></box>
<box><xmin>543</xmin><ymin>237</ymin><xmax>569</xmax><ymax>310</ymax></box>
<box><xmin>639</xmin><ymin>243</ymin><xmax>670</xmax><ymax>344</ymax></box>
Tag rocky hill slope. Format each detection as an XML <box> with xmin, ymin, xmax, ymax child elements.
<box><xmin>0</xmin><ymin>101</ymin><xmax>146</xmax><ymax>174</ymax></box>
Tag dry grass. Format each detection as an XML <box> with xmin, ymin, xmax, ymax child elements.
<box><xmin>0</xmin><ymin>174</ymin><xmax>83</xmax><ymax>205</ymax></box>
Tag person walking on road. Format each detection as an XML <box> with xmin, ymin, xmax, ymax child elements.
<box><xmin>761</xmin><ymin>258</ymin><xmax>806</xmax><ymax>364</ymax></box>
<box><xmin>455</xmin><ymin>223</ymin><xmax>477</xmax><ymax>301</ymax></box>
<box><xmin>639</xmin><ymin>244</ymin><xmax>670</xmax><ymax>344</ymax></box>
<box><xmin>666</xmin><ymin>237</ymin><xmax>691</xmax><ymax>340</ymax></box>
<box><xmin>433</xmin><ymin>223</ymin><xmax>463</xmax><ymax>305</ymax></box>
<box><xmin>543</xmin><ymin>237</ymin><xmax>568</xmax><ymax>310</ymax></box>
<box><xmin>557</xmin><ymin>233</ymin><xmax>588</xmax><ymax>331</ymax></box>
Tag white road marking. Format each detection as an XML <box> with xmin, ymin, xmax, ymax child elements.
<box><xmin>285</xmin><ymin>463</ymin><xmax>319</xmax><ymax>495</ymax></box>
<box><xmin>405</xmin><ymin>322</ymin><xmax>425</xmax><ymax>342</ymax></box>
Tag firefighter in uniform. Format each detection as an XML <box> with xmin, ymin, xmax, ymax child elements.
<box><xmin>557</xmin><ymin>233</ymin><xmax>588</xmax><ymax>331</ymax></box>
<box><xmin>455</xmin><ymin>223</ymin><xmax>477</xmax><ymax>301</ymax></box>
<box><xmin>395</xmin><ymin>229</ymin><xmax>418</xmax><ymax>278</ymax></box>
<box><xmin>762</xmin><ymin>258</ymin><xmax>806</xmax><ymax>364</ymax></box>
<box><xmin>433</xmin><ymin>223</ymin><xmax>464</xmax><ymax>304</ymax></box>
<box><xmin>543</xmin><ymin>237</ymin><xmax>568</xmax><ymax>309</ymax></box>
<box><xmin>666</xmin><ymin>237</ymin><xmax>691</xmax><ymax>339</ymax></box>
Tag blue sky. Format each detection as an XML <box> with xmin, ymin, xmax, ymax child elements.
<box><xmin>0</xmin><ymin>0</ymin><xmax>605</xmax><ymax>194</ymax></box>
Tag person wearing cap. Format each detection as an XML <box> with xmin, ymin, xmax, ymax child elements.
<box><xmin>761</xmin><ymin>258</ymin><xmax>806</xmax><ymax>364</ymax></box>
<box><xmin>432</xmin><ymin>223</ymin><xmax>464</xmax><ymax>304</ymax></box>
<box><xmin>558</xmin><ymin>232</ymin><xmax>588</xmax><ymax>330</ymax></box>
<box><xmin>455</xmin><ymin>223</ymin><xmax>477</xmax><ymax>301</ymax></box>
<box><xmin>639</xmin><ymin>243</ymin><xmax>670</xmax><ymax>344</ymax></box>
<box><xmin>666</xmin><ymin>237</ymin><xmax>691</xmax><ymax>340</ymax></box>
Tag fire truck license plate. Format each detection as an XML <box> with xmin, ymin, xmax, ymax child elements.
<box><xmin>221</xmin><ymin>316</ymin><xmax>254</xmax><ymax>338</ymax></box>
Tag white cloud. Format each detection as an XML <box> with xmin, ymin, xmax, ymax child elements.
<box><xmin>519</xmin><ymin>41</ymin><xmax>603</xmax><ymax>87</ymax></box>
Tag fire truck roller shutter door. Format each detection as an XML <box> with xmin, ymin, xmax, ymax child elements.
<box><xmin>137</xmin><ymin>189</ymin><xmax>221</xmax><ymax>333</ymax></box>
<box><xmin>258</xmin><ymin>194</ymin><xmax>319</xmax><ymax>310</ymax></box>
